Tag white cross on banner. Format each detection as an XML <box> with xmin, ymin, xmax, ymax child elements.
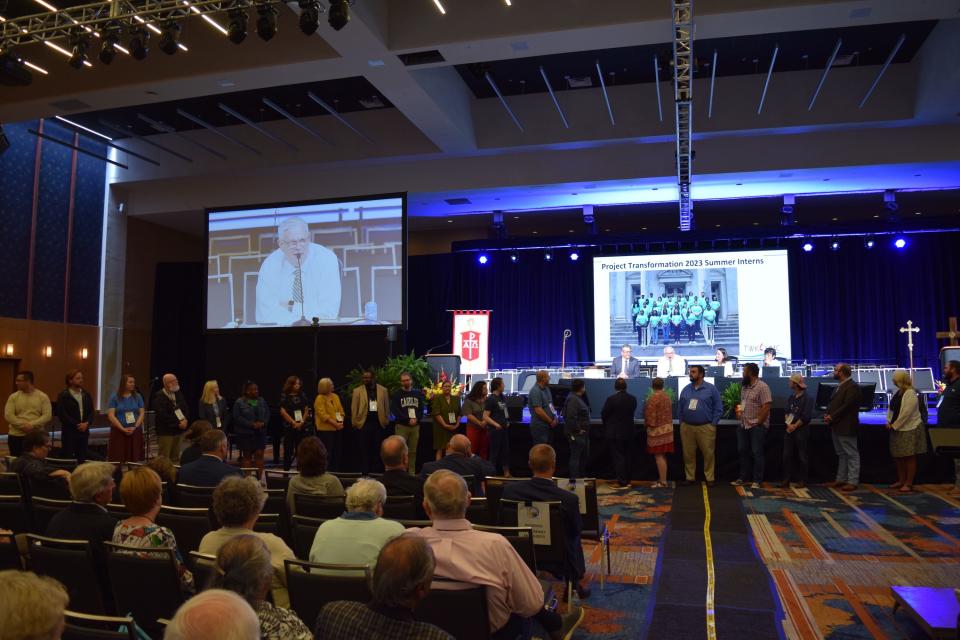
<box><xmin>453</xmin><ymin>311</ymin><xmax>491</xmax><ymax>375</ymax></box>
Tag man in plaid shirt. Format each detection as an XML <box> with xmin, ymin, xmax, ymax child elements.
<box><xmin>732</xmin><ymin>363</ymin><xmax>772</xmax><ymax>490</ymax></box>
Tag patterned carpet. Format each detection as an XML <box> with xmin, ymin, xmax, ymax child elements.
<box><xmin>739</xmin><ymin>483</ymin><xmax>960</xmax><ymax>639</ymax></box>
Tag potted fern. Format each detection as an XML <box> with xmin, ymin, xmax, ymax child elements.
<box><xmin>722</xmin><ymin>383</ymin><xmax>742</xmax><ymax>419</ymax></box>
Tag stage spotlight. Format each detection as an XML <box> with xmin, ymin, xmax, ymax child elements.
<box><xmin>830</xmin><ymin>240</ymin><xmax>840</xmax><ymax>251</ymax></box>
<box><xmin>544</xmin><ymin>251</ymin><xmax>553</xmax><ymax>262</ymax></box>
<box><xmin>328</xmin><ymin>0</ymin><xmax>350</xmax><ymax>30</ymax></box>
<box><xmin>256</xmin><ymin>4</ymin><xmax>279</xmax><ymax>41</ymax></box>
<box><xmin>68</xmin><ymin>34</ymin><xmax>90</xmax><ymax>70</ymax></box>
<box><xmin>99</xmin><ymin>23</ymin><xmax>121</xmax><ymax>65</ymax></box>
<box><xmin>158</xmin><ymin>21</ymin><xmax>181</xmax><ymax>55</ymax></box>
<box><xmin>570</xmin><ymin>251</ymin><xmax>579</xmax><ymax>261</ymax></box>
<box><xmin>864</xmin><ymin>238</ymin><xmax>875</xmax><ymax>249</ymax></box>
<box><xmin>129</xmin><ymin>26</ymin><xmax>150</xmax><ymax>60</ymax></box>
<box><xmin>509</xmin><ymin>252</ymin><xmax>518</xmax><ymax>263</ymax></box>
<box><xmin>227</xmin><ymin>7</ymin><xmax>249</xmax><ymax>44</ymax></box>
<box><xmin>802</xmin><ymin>242</ymin><xmax>814</xmax><ymax>252</ymax></box>
<box><xmin>894</xmin><ymin>237</ymin><xmax>907</xmax><ymax>249</ymax></box>
<box><xmin>478</xmin><ymin>254</ymin><xmax>489</xmax><ymax>265</ymax></box>
<box><xmin>298</xmin><ymin>0</ymin><xmax>321</xmax><ymax>35</ymax></box>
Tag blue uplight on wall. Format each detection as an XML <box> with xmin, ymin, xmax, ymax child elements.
<box><xmin>802</xmin><ymin>242</ymin><xmax>814</xmax><ymax>252</ymax></box>
<box><xmin>569</xmin><ymin>251</ymin><xmax>579</xmax><ymax>261</ymax></box>
<box><xmin>894</xmin><ymin>237</ymin><xmax>907</xmax><ymax>249</ymax></box>
<box><xmin>510</xmin><ymin>253</ymin><xmax>518</xmax><ymax>263</ymax></box>
<box><xmin>544</xmin><ymin>251</ymin><xmax>553</xmax><ymax>262</ymax></box>
<box><xmin>864</xmin><ymin>238</ymin><xmax>875</xmax><ymax>249</ymax></box>
<box><xmin>478</xmin><ymin>254</ymin><xmax>489</xmax><ymax>265</ymax></box>
<box><xmin>830</xmin><ymin>240</ymin><xmax>840</xmax><ymax>251</ymax></box>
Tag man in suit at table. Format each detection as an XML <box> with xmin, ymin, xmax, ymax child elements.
<box><xmin>610</xmin><ymin>344</ymin><xmax>641</xmax><ymax>379</ymax></box>
<box><xmin>178</xmin><ymin>430</ymin><xmax>242</xmax><ymax>486</ymax></box>
<box><xmin>824</xmin><ymin>363</ymin><xmax>861</xmax><ymax>492</ymax></box>
<box><xmin>601</xmin><ymin>378</ymin><xmax>638</xmax><ymax>488</ymax></box>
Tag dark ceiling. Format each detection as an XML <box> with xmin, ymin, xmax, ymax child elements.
<box><xmin>455</xmin><ymin>20</ymin><xmax>937</xmax><ymax>99</ymax></box>
<box><xmin>63</xmin><ymin>75</ymin><xmax>393</xmax><ymax>140</ymax></box>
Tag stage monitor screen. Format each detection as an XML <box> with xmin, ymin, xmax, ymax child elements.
<box><xmin>206</xmin><ymin>195</ymin><xmax>404</xmax><ymax>329</ymax></box>
<box><xmin>593</xmin><ymin>249</ymin><xmax>791</xmax><ymax>361</ymax></box>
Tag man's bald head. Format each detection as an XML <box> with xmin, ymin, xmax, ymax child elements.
<box><xmin>529</xmin><ymin>444</ymin><xmax>556</xmax><ymax>477</ymax></box>
<box><xmin>423</xmin><ymin>469</ymin><xmax>470</xmax><ymax>520</ymax></box>
<box><xmin>447</xmin><ymin>434</ymin><xmax>471</xmax><ymax>456</ymax></box>
<box><xmin>372</xmin><ymin>535</ymin><xmax>435</xmax><ymax>610</ymax></box>
<box><xmin>162</xmin><ymin>373</ymin><xmax>179</xmax><ymax>392</ymax></box>
<box><xmin>381</xmin><ymin>435</ymin><xmax>408</xmax><ymax>469</ymax></box>
<box><xmin>165</xmin><ymin>589</ymin><xmax>259</xmax><ymax>640</ymax></box>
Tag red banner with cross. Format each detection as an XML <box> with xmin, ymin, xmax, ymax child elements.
<box><xmin>452</xmin><ymin>310</ymin><xmax>492</xmax><ymax>375</ymax></box>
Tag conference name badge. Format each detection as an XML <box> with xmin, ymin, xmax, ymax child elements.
<box><xmin>369</xmin><ymin>400</ymin><xmax>378</xmax><ymax>412</ymax></box>
<box><xmin>294</xmin><ymin>410</ymin><xmax>303</xmax><ymax>422</ymax></box>
<box><xmin>688</xmin><ymin>399</ymin><xmax>698</xmax><ymax>411</ymax></box>
<box><xmin>335</xmin><ymin>412</ymin><xmax>343</xmax><ymax>422</ymax></box>
<box><xmin>408</xmin><ymin>407</ymin><xmax>417</xmax><ymax>420</ymax></box>
<box><xmin>174</xmin><ymin>409</ymin><xmax>186</xmax><ymax>421</ymax></box>
<box><xmin>124</xmin><ymin>411</ymin><xmax>135</xmax><ymax>425</ymax></box>
<box><xmin>785</xmin><ymin>413</ymin><xmax>794</xmax><ymax>425</ymax></box>
<box><xmin>448</xmin><ymin>412</ymin><xmax>456</xmax><ymax>424</ymax></box>
<box><xmin>216</xmin><ymin>417</ymin><xmax>222</xmax><ymax>429</ymax></box>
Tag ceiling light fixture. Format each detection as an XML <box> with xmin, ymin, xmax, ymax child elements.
<box><xmin>298</xmin><ymin>0</ymin><xmax>321</xmax><ymax>35</ymax></box>
<box><xmin>99</xmin><ymin>21</ymin><xmax>120</xmax><ymax>64</ymax></box>
<box><xmin>22</xmin><ymin>59</ymin><xmax>49</xmax><ymax>75</ymax></box>
<box><xmin>33</xmin><ymin>0</ymin><xmax>58</xmax><ymax>11</ymax></box>
<box><xmin>128</xmin><ymin>25</ymin><xmax>149</xmax><ymax>60</ymax></box>
<box><xmin>44</xmin><ymin>40</ymin><xmax>92</xmax><ymax>67</ymax></box>
<box><xmin>68</xmin><ymin>34</ymin><xmax>90</xmax><ymax>69</ymax></box>
<box><xmin>256</xmin><ymin>4</ymin><xmax>278</xmax><ymax>40</ymax></box>
<box><xmin>431</xmin><ymin>0</ymin><xmax>446</xmax><ymax>15</ymax></box>
<box><xmin>227</xmin><ymin>6</ymin><xmax>248</xmax><ymax>44</ymax></box>
<box><xmin>328</xmin><ymin>0</ymin><xmax>350</xmax><ymax>30</ymax></box>
<box><xmin>158</xmin><ymin>20</ymin><xmax>181</xmax><ymax>54</ymax></box>
<box><xmin>182</xmin><ymin>1</ymin><xmax>229</xmax><ymax>35</ymax></box>
<box><xmin>54</xmin><ymin>115</ymin><xmax>112</xmax><ymax>141</ymax></box>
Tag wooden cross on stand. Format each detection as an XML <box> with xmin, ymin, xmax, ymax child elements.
<box><xmin>900</xmin><ymin>320</ymin><xmax>920</xmax><ymax>375</ymax></box>
<box><xmin>936</xmin><ymin>316</ymin><xmax>960</xmax><ymax>346</ymax></box>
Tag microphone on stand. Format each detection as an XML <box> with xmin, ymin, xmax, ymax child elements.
<box><xmin>292</xmin><ymin>252</ymin><xmax>310</xmax><ymax>327</ymax></box>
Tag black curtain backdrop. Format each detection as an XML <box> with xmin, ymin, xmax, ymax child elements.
<box><xmin>408</xmin><ymin>232</ymin><xmax>960</xmax><ymax>369</ymax></box>
<box><xmin>151</xmin><ymin>262</ymin><xmax>206</xmax><ymax>410</ymax></box>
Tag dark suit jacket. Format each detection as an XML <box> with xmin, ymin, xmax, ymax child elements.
<box><xmin>501</xmin><ymin>476</ymin><xmax>585</xmax><ymax>579</ymax></box>
<box><xmin>419</xmin><ymin>453</ymin><xmax>494</xmax><ymax>497</ymax></box>
<box><xmin>177</xmin><ymin>454</ymin><xmax>242</xmax><ymax>487</ymax></box>
<box><xmin>610</xmin><ymin>356</ymin><xmax>641</xmax><ymax>379</ymax></box>
<box><xmin>601</xmin><ymin>391</ymin><xmax>638</xmax><ymax>440</ymax></box>
<box><xmin>826</xmin><ymin>378</ymin><xmax>860</xmax><ymax>436</ymax></box>
<box><xmin>45</xmin><ymin>502</ymin><xmax>117</xmax><ymax>605</ymax></box>
<box><xmin>381</xmin><ymin>469</ymin><xmax>426</xmax><ymax>518</ymax></box>
<box><xmin>153</xmin><ymin>390</ymin><xmax>189</xmax><ymax>437</ymax></box>
<box><xmin>55</xmin><ymin>389</ymin><xmax>96</xmax><ymax>431</ymax></box>
<box><xmin>179</xmin><ymin>444</ymin><xmax>203</xmax><ymax>466</ymax></box>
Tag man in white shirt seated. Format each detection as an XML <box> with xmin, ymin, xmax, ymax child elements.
<box><xmin>255</xmin><ymin>217</ymin><xmax>342</xmax><ymax>326</ymax></box>
<box><xmin>656</xmin><ymin>346</ymin><xmax>687</xmax><ymax>378</ymax></box>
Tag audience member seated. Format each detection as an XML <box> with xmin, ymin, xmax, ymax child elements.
<box><xmin>315</xmin><ymin>535</ymin><xmax>454</xmax><ymax>640</ymax></box>
<box><xmin>165</xmin><ymin>589</ymin><xmax>260</xmax><ymax>640</ymax></box>
<box><xmin>0</xmin><ymin>570</ymin><xmax>68</xmax><ymax>640</ymax></box>
<box><xmin>113</xmin><ymin>466</ymin><xmax>195</xmax><ymax>595</ymax></box>
<box><xmin>501</xmin><ymin>444</ymin><xmax>590</xmax><ymax>599</ymax></box>
<box><xmin>178</xmin><ymin>430</ymin><xmax>242</xmax><ymax>487</ymax></box>
<box><xmin>199</xmin><ymin>476</ymin><xmax>295</xmax><ymax>608</ymax></box>
<box><xmin>144</xmin><ymin>455</ymin><xmax>177</xmax><ymax>484</ymax></box>
<box><xmin>180</xmin><ymin>420</ymin><xmax>213</xmax><ymax>466</ymax></box>
<box><xmin>285</xmin><ymin>436</ymin><xmax>343</xmax><ymax>515</ymax></box>
<box><xmin>418</xmin><ymin>434</ymin><xmax>494</xmax><ymax>497</ymax></box>
<box><xmin>8</xmin><ymin>429</ymin><xmax>71</xmax><ymax>486</ymax></box>
<box><xmin>410</xmin><ymin>470</ymin><xmax>583</xmax><ymax>640</ymax></box>
<box><xmin>380</xmin><ymin>435</ymin><xmax>426</xmax><ymax>518</ymax></box>
<box><xmin>46</xmin><ymin>462</ymin><xmax>117</xmax><ymax>556</ymax></box>
<box><xmin>309</xmin><ymin>478</ymin><xmax>403</xmax><ymax>569</ymax></box>
<box><xmin>211</xmin><ymin>534</ymin><xmax>312</xmax><ymax>640</ymax></box>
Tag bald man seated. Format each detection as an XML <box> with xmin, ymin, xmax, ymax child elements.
<box><xmin>409</xmin><ymin>470</ymin><xmax>583</xmax><ymax>640</ymax></box>
<box><xmin>165</xmin><ymin>589</ymin><xmax>261</xmax><ymax>640</ymax></box>
<box><xmin>418</xmin><ymin>434</ymin><xmax>494</xmax><ymax>497</ymax></box>
<box><xmin>501</xmin><ymin>444</ymin><xmax>590</xmax><ymax>599</ymax></box>
<box><xmin>380</xmin><ymin>435</ymin><xmax>427</xmax><ymax>518</ymax></box>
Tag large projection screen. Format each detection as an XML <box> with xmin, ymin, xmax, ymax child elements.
<box><xmin>206</xmin><ymin>195</ymin><xmax>404</xmax><ymax>329</ymax></box>
<box><xmin>593</xmin><ymin>249</ymin><xmax>791</xmax><ymax>361</ymax></box>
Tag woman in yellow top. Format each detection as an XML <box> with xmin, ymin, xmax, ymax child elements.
<box><xmin>313</xmin><ymin>378</ymin><xmax>345</xmax><ymax>471</ymax></box>
<box><xmin>431</xmin><ymin>381</ymin><xmax>461</xmax><ymax>461</ymax></box>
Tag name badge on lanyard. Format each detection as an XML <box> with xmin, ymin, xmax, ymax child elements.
<box><xmin>335</xmin><ymin>412</ymin><xmax>343</xmax><ymax>422</ymax></box>
<box><xmin>216</xmin><ymin>416</ymin><xmax>222</xmax><ymax>429</ymax></box>
<box><xmin>369</xmin><ymin>400</ymin><xmax>378</xmax><ymax>412</ymax></box>
<box><xmin>294</xmin><ymin>410</ymin><xmax>303</xmax><ymax>422</ymax></box>
<box><xmin>688</xmin><ymin>399</ymin><xmax>698</xmax><ymax>411</ymax></box>
<box><xmin>174</xmin><ymin>408</ymin><xmax>185</xmax><ymax>421</ymax></box>
<box><xmin>407</xmin><ymin>407</ymin><xmax>417</xmax><ymax>420</ymax></box>
<box><xmin>448</xmin><ymin>412</ymin><xmax>456</xmax><ymax>425</ymax></box>
<box><xmin>124</xmin><ymin>411</ymin><xmax>136</xmax><ymax>425</ymax></box>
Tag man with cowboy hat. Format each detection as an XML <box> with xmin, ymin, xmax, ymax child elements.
<box><xmin>782</xmin><ymin>373</ymin><xmax>815</xmax><ymax>488</ymax></box>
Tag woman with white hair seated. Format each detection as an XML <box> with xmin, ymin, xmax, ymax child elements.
<box><xmin>886</xmin><ymin>369</ymin><xmax>928</xmax><ymax>493</ymax></box>
<box><xmin>198</xmin><ymin>476</ymin><xmax>295</xmax><ymax>608</ymax></box>
<box><xmin>309</xmin><ymin>478</ymin><xmax>404</xmax><ymax>569</ymax></box>
<box><xmin>0</xmin><ymin>570</ymin><xmax>68</xmax><ymax>640</ymax></box>
<box><xmin>165</xmin><ymin>589</ymin><xmax>260</xmax><ymax>640</ymax></box>
<box><xmin>212</xmin><ymin>535</ymin><xmax>312</xmax><ymax>640</ymax></box>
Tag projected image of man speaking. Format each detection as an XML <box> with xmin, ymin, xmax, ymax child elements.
<box><xmin>255</xmin><ymin>217</ymin><xmax>342</xmax><ymax>326</ymax></box>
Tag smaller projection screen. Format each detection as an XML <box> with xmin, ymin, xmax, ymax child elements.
<box><xmin>206</xmin><ymin>195</ymin><xmax>404</xmax><ymax>329</ymax></box>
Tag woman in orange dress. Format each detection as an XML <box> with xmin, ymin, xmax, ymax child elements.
<box><xmin>643</xmin><ymin>377</ymin><xmax>675</xmax><ymax>488</ymax></box>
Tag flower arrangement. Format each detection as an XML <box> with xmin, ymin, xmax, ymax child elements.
<box><xmin>424</xmin><ymin>370</ymin><xmax>463</xmax><ymax>401</ymax></box>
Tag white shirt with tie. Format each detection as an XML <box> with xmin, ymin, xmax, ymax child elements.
<box><xmin>656</xmin><ymin>355</ymin><xmax>687</xmax><ymax>378</ymax></box>
<box><xmin>255</xmin><ymin>243</ymin><xmax>341</xmax><ymax>326</ymax></box>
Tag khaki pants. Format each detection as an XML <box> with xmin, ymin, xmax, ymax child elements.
<box><xmin>680</xmin><ymin>422</ymin><xmax>716</xmax><ymax>481</ymax></box>
<box><xmin>394</xmin><ymin>424</ymin><xmax>420</xmax><ymax>473</ymax></box>
<box><xmin>157</xmin><ymin>435</ymin><xmax>183</xmax><ymax>462</ymax></box>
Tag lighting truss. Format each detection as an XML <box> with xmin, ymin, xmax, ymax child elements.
<box><xmin>1</xmin><ymin>0</ymin><xmax>238</xmax><ymax>47</ymax></box>
<box><xmin>671</xmin><ymin>0</ymin><xmax>694</xmax><ymax>231</ymax></box>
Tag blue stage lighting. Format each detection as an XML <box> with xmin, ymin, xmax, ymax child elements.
<box><xmin>802</xmin><ymin>242</ymin><xmax>814</xmax><ymax>252</ymax></box>
<box><xmin>478</xmin><ymin>254</ymin><xmax>489</xmax><ymax>265</ymax></box>
<box><xmin>864</xmin><ymin>238</ymin><xmax>875</xmax><ymax>249</ymax></box>
<box><xmin>569</xmin><ymin>251</ymin><xmax>579</xmax><ymax>261</ymax></box>
<box><xmin>894</xmin><ymin>237</ymin><xmax>906</xmax><ymax>249</ymax></box>
<box><xmin>510</xmin><ymin>253</ymin><xmax>518</xmax><ymax>263</ymax></box>
<box><xmin>830</xmin><ymin>240</ymin><xmax>840</xmax><ymax>251</ymax></box>
<box><xmin>544</xmin><ymin>251</ymin><xmax>553</xmax><ymax>262</ymax></box>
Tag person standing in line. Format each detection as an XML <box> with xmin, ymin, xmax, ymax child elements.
<box><xmin>431</xmin><ymin>380</ymin><xmax>461</xmax><ymax>464</ymax></box>
<box><xmin>643</xmin><ymin>378</ymin><xmax>674</xmax><ymax>488</ymax></box>
<box><xmin>732</xmin><ymin>363</ymin><xmax>772</xmax><ymax>490</ymax></box>
<box><xmin>781</xmin><ymin>374</ymin><xmax>814</xmax><ymax>489</ymax></box>
<box><xmin>528</xmin><ymin>371</ymin><xmax>558</xmax><ymax>446</ymax></box>
<box><xmin>601</xmin><ymin>378</ymin><xmax>638</xmax><ymax>488</ymax></box>
<box><xmin>564</xmin><ymin>379</ymin><xmax>591</xmax><ymax>481</ymax></box>
<box><xmin>350</xmin><ymin>370</ymin><xmax>390</xmax><ymax>474</ymax></box>
<box><xmin>391</xmin><ymin>372</ymin><xmax>426</xmax><ymax>472</ymax></box>
<box><xmin>153</xmin><ymin>373</ymin><xmax>189</xmax><ymax>462</ymax></box>
<box><xmin>233</xmin><ymin>381</ymin><xmax>270</xmax><ymax>477</ymax></box>
<box><xmin>56</xmin><ymin>370</ymin><xmax>95</xmax><ymax>463</ymax></box>
<box><xmin>279</xmin><ymin>376</ymin><xmax>310</xmax><ymax>471</ymax></box>
<box><xmin>314</xmin><ymin>378</ymin><xmax>345</xmax><ymax>472</ymax></box>
<box><xmin>678</xmin><ymin>365</ymin><xmax>723</xmax><ymax>487</ymax></box>
<box><xmin>199</xmin><ymin>380</ymin><xmax>231</xmax><ymax>432</ymax></box>
<box><xmin>107</xmin><ymin>373</ymin><xmax>145</xmax><ymax>463</ymax></box>
<box><xmin>483</xmin><ymin>377</ymin><xmax>511</xmax><ymax>477</ymax></box>
<box><xmin>824</xmin><ymin>363</ymin><xmax>861</xmax><ymax>492</ymax></box>
<box><xmin>4</xmin><ymin>371</ymin><xmax>52</xmax><ymax>457</ymax></box>
<box><xmin>461</xmin><ymin>381</ymin><xmax>490</xmax><ymax>460</ymax></box>
<box><xmin>886</xmin><ymin>370</ymin><xmax>927</xmax><ymax>493</ymax></box>
<box><xmin>936</xmin><ymin>360</ymin><xmax>960</xmax><ymax>496</ymax></box>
